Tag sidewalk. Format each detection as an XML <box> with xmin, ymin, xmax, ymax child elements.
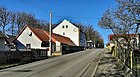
<box><xmin>94</xmin><ymin>49</ymin><xmax>125</xmax><ymax>77</ymax></box>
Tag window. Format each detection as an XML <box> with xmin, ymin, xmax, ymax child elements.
<box><xmin>62</xmin><ymin>25</ymin><xmax>64</xmax><ymax>28</ymax></box>
<box><xmin>66</xmin><ymin>25</ymin><xmax>68</xmax><ymax>28</ymax></box>
<box><xmin>63</xmin><ymin>32</ymin><xmax>65</xmax><ymax>35</ymax></box>
<box><xmin>28</xmin><ymin>32</ymin><xmax>32</xmax><ymax>36</ymax></box>
<box><xmin>41</xmin><ymin>42</ymin><xmax>49</xmax><ymax>47</ymax></box>
<box><xmin>26</xmin><ymin>44</ymin><xmax>31</xmax><ymax>49</ymax></box>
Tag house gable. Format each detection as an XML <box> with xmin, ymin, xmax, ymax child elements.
<box><xmin>54</xmin><ymin>20</ymin><xmax>78</xmax><ymax>30</ymax></box>
<box><xmin>16</xmin><ymin>26</ymin><xmax>43</xmax><ymax>49</ymax></box>
<box><xmin>53</xmin><ymin>19</ymin><xmax>80</xmax><ymax>46</ymax></box>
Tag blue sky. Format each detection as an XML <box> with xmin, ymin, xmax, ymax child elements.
<box><xmin>0</xmin><ymin>0</ymin><xmax>117</xmax><ymax>45</ymax></box>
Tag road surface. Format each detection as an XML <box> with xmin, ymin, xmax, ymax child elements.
<box><xmin>0</xmin><ymin>49</ymin><xmax>104</xmax><ymax>77</ymax></box>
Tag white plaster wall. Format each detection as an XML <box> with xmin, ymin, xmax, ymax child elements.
<box><xmin>53</xmin><ymin>20</ymin><xmax>79</xmax><ymax>46</ymax></box>
<box><xmin>17</xmin><ymin>27</ymin><xmax>43</xmax><ymax>49</ymax></box>
<box><xmin>55</xmin><ymin>41</ymin><xmax>61</xmax><ymax>52</ymax></box>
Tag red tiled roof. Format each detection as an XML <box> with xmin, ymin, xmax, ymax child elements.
<box><xmin>16</xmin><ymin>25</ymin><xmax>76</xmax><ymax>46</ymax></box>
<box><xmin>6</xmin><ymin>36</ymin><xmax>16</xmax><ymax>44</ymax></box>
<box><xmin>45</xmin><ymin>31</ymin><xmax>75</xmax><ymax>46</ymax></box>
<box><xmin>109</xmin><ymin>34</ymin><xmax>137</xmax><ymax>40</ymax></box>
<box><xmin>53</xmin><ymin>33</ymin><xmax>75</xmax><ymax>46</ymax></box>
<box><xmin>28</xmin><ymin>26</ymin><xmax>50</xmax><ymax>42</ymax></box>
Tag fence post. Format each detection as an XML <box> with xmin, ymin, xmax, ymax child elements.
<box><xmin>114</xmin><ymin>44</ymin><xmax>117</xmax><ymax>58</ymax></box>
<box><xmin>112</xmin><ymin>45</ymin><xmax>116</xmax><ymax>58</ymax></box>
<box><xmin>130</xmin><ymin>50</ymin><xmax>133</xmax><ymax>73</ymax></box>
<box><xmin>124</xmin><ymin>49</ymin><xmax>126</xmax><ymax>64</ymax></box>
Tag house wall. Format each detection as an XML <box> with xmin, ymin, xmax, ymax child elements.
<box><xmin>0</xmin><ymin>38</ymin><xmax>6</xmax><ymax>51</ymax></box>
<box><xmin>55</xmin><ymin>41</ymin><xmax>61</xmax><ymax>52</ymax></box>
<box><xmin>17</xmin><ymin>27</ymin><xmax>43</xmax><ymax>49</ymax></box>
<box><xmin>53</xmin><ymin>20</ymin><xmax>80</xmax><ymax>46</ymax></box>
<box><xmin>80</xmin><ymin>32</ymin><xmax>87</xmax><ymax>47</ymax></box>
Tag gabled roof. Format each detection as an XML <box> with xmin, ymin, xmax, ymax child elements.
<box><xmin>45</xmin><ymin>31</ymin><xmax>76</xmax><ymax>46</ymax></box>
<box><xmin>54</xmin><ymin>19</ymin><xmax>85</xmax><ymax>33</ymax></box>
<box><xmin>6</xmin><ymin>35</ymin><xmax>16</xmax><ymax>44</ymax></box>
<box><xmin>16</xmin><ymin>25</ymin><xmax>76</xmax><ymax>46</ymax></box>
<box><xmin>28</xmin><ymin>26</ymin><xmax>49</xmax><ymax>42</ymax></box>
<box><xmin>53</xmin><ymin>19</ymin><xmax>78</xmax><ymax>29</ymax></box>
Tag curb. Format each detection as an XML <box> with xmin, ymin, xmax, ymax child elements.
<box><xmin>91</xmin><ymin>61</ymin><xmax>100</xmax><ymax>77</ymax></box>
<box><xmin>91</xmin><ymin>49</ymin><xmax>105</xmax><ymax>77</ymax></box>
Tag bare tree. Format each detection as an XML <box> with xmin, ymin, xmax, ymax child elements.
<box><xmin>98</xmin><ymin>0</ymin><xmax>140</xmax><ymax>48</ymax></box>
<box><xmin>9</xmin><ymin>12</ymin><xmax>17</xmax><ymax>36</ymax></box>
<box><xmin>0</xmin><ymin>6</ymin><xmax>11</xmax><ymax>34</ymax></box>
<box><xmin>15</xmin><ymin>12</ymin><xmax>49</xmax><ymax>33</ymax></box>
<box><xmin>34</xmin><ymin>19</ymin><xmax>49</xmax><ymax>31</ymax></box>
<box><xmin>74</xmin><ymin>22</ymin><xmax>104</xmax><ymax>47</ymax></box>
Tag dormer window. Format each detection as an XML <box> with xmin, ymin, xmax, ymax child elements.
<box><xmin>66</xmin><ymin>25</ymin><xmax>68</xmax><ymax>28</ymax></box>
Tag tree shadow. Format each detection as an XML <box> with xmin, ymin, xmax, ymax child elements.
<box><xmin>99</xmin><ymin>56</ymin><xmax>117</xmax><ymax>66</ymax></box>
<box><xmin>94</xmin><ymin>51</ymin><xmax>125</xmax><ymax>77</ymax></box>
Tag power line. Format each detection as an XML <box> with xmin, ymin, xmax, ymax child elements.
<box><xmin>53</xmin><ymin>15</ymin><xmax>100</xmax><ymax>20</ymax></box>
<box><xmin>20</xmin><ymin>0</ymin><xmax>50</xmax><ymax>13</ymax></box>
<box><xmin>20</xmin><ymin>0</ymin><xmax>101</xmax><ymax>22</ymax></box>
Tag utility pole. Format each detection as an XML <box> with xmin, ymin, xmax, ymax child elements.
<box><xmin>48</xmin><ymin>11</ymin><xmax>52</xmax><ymax>56</ymax></box>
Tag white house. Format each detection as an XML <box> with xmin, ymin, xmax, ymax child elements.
<box><xmin>53</xmin><ymin>19</ymin><xmax>87</xmax><ymax>48</ymax></box>
<box><xmin>14</xmin><ymin>25</ymin><xmax>75</xmax><ymax>54</ymax></box>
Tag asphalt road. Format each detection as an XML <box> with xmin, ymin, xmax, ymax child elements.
<box><xmin>0</xmin><ymin>49</ymin><xmax>104</xmax><ymax>77</ymax></box>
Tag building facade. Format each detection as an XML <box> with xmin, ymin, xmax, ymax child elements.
<box><xmin>53</xmin><ymin>19</ymin><xmax>87</xmax><ymax>48</ymax></box>
<box><xmin>14</xmin><ymin>25</ymin><xmax>75</xmax><ymax>55</ymax></box>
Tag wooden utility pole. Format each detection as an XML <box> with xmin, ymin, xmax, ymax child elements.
<box><xmin>48</xmin><ymin>11</ymin><xmax>52</xmax><ymax>56</ymax></box>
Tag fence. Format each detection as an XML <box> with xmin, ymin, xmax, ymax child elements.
<box><xmin>0</xmin><ymin>49</ymin><xmax>48</xmax><ymax>64</ymax></box>
<box><xmin>110</xmin><ymin>45</ymin><xmax>140</xmax><ymax>76</ymax></box>
<box><xmin>62</xmin><ymin>46</ymin><xmax>85</xmax><ymax>54</ymax></box>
